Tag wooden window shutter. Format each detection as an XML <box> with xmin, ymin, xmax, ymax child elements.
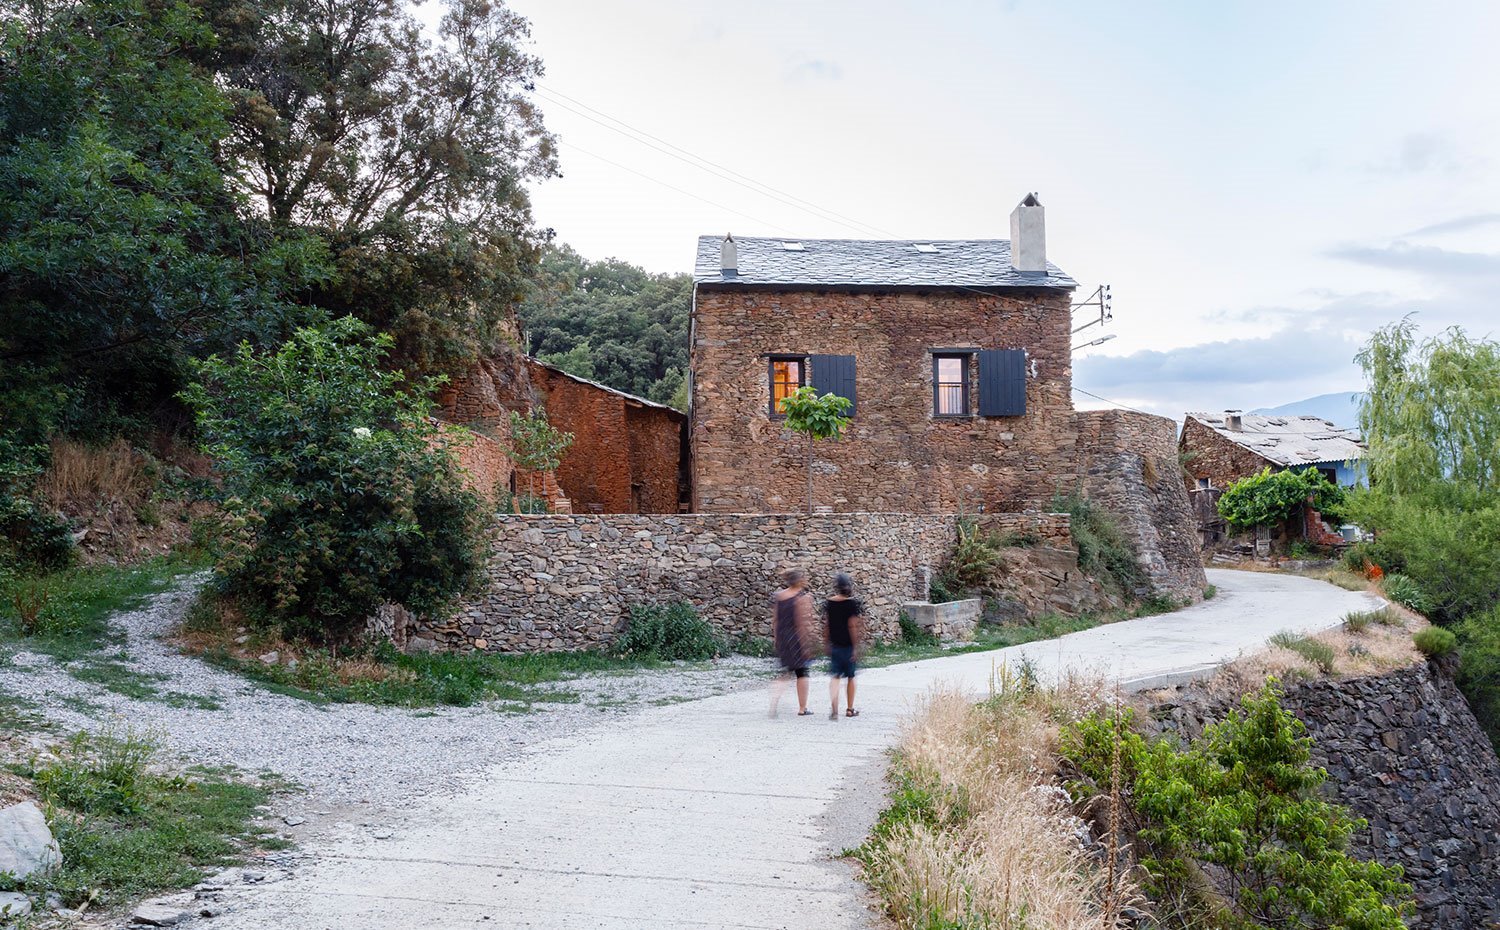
<box><xmin>978</xmin><ymin>349</ymin><xmax>1026</xmax><ymax>416</ymax></box>
<box><xmin>810</xmin><ymin>354</ymin><xmax>857</xmax><ymax>415</ymax></box>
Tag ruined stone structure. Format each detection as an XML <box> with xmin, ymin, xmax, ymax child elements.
<box><xmin>439</xmin><ymin>352</ymin><xmax>686</xmax><ymax>514</ymax></box>
<box><xmin>1148</xmin><ymin>657</ymin><xmax>1500</xmax><ymax>929</ymax></box>
<box><xmin>690</xmin><ymin>235</ymin><xmax>1078</xmax><ymax>514</ymax></box>
<box><xmin>1076</xmin><ymin>409</ymin><xmax>1207</xmax><ymax>602</ymax></box>
<box><xmin>1179</xmin><ymin>410</ymin><xmax>1365</xmax><ymax>491</ymax></box>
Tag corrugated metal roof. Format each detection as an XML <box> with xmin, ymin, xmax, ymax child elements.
<box><xmin>693</xmin><ymin>236</ymin><xmax>1077</xmax><ymax>289</ymax></box>
<box><xmin>1186</xmin><ymin>412</ymin><xmax>1365</xmax><ymax>467</ymax></box>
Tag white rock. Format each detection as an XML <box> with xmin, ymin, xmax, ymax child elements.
<box><xmin>131</xmin><ymin>901</ymin><xmax>192</xmax><ymax>925</ymax></box>
<box><xmin>0</xmin><ymin>801</ymin><xmax>61</xmax><ymax>879</ymax></box>
<box><xmin>283</xmin><ymin>815</ymin><xmax>306</xmax><ymax>826</ymax></box>
<box><xmin>258</xmin><ymin>651</ymin><xmax>279</xmax><ymax>664</ymax></box>
<box><xmin>0</xmin><ymin>892</ymin><xmax>32</xmax><ymax>918</ymax></box>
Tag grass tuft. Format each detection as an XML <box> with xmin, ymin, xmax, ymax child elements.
<box><xmin>1268</xmin><ymin>631</ymin><xmax>1337</xmax><ymax>674</ymax></box>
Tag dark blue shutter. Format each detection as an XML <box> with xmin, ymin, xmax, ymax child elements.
<box><xmin>978</xmin><ymin>349</ymin><xmax>1026</xmax><ymax>416</ymax></box>
<box><xmin>810</xmin><ymin>354</ymin><xmax>856</xmax><ymax>415</ymax></box>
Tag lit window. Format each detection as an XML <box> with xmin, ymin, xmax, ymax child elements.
<box><xmin>769</xmin><ymin>357</ymin><xmax>804</xmax><ymax>416</ymax></box>
<box><xmin>933</xmin><ymin>355</ymin><xmax>968</xmax><ymax>416</ymax></box>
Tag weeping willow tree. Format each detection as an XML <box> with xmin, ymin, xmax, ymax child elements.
<box><xmin>1356</xmin><ymin>318</ymin><xmax>1500</xmax><ymax>504</ymax></box>
<box><xmin>1353</xmin><ymin>318</ymin><xmax>1500</xmax><ymax>749</ymax></box>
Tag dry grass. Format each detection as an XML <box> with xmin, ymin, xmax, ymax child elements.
<box><xmin>39</xmin><ymin>437</ymin><xmax>150</xmax><ymax>509</ymax></box>
<box><xmin>861</xmin><ymin>678</ymin><xmax>1138</xmax><ymax>930</ymax></box>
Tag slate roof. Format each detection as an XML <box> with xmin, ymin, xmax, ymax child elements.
<box><xmin>1186</xmin><ymin>412</ymin><xmax>1365</xmax><ymax>467</ymax></box>
<box><xmin>693</xmin><ymin>236</ymin><xmax>1076</xmax><ymax>289</ymax></box>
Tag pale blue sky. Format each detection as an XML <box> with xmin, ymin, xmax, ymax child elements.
<box><xmin>501</xmin><ymin>0</ymin><xmax>1500</xmax><ymax>420</ymax></box>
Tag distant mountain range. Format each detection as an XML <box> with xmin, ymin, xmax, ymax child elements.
<box><xmin>1252</xmin><ymin>391</ymin><xmax>1363</xmax><ymax>429</ymax></box>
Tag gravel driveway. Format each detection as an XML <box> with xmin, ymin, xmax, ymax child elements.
<box><xmin>0</xmin><ymin>581</ymin><xmax>772</xmax><ymax>830</ymax></box>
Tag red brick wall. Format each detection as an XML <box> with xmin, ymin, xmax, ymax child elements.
<box><xmin>1178</xmin><ymin>416</ymin><xmax>1277</xmax><ymax>491</ymax></box>
<box><xmin>439</xmin><ymin>352</ymin><xmax>686</xmax><ymax>514</ymax></box>
<box><xmin>689</xmin><ymin>286</ymin><xmax>1077</xmax><ymax>513</ymax></box>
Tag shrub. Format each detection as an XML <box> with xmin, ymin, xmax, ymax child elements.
<box><xmin>1051</xmin><ymin>490</ymin><xmax>1144</xmax><ymax>596</ymax></box>
<box><xmin>1218</xmin><ymin>466</ymin><xmax>1348</xmax><ymax>529</ymax></box>
<box><xmin>614</xmin><ymin>602</ymin><xmax>721</xmax><ymax>661</ymax></box>
<box><xmin>1342</xmin><ymin>608</ymin><xmax>1396</xmax><ymax>634</ymax></box>
<box><xmin>1382</xmin><ymin>574</ymin><xmax>1432</xmax><ymax>614</ymax></box>
<box><xmin>181</xmin><ymin>319</ymin><xmax>484</xmax><ymax>642</ymax></box>
<box><xmin>0</xmin><ymin>438</ymin><xmax>75</xmax><ymax>572</ymax></box>
<box><xmin>31</xmin><ymin>726</ymin><xmax>160</xmax><ymax>816</ymax></box>
<box><xmin>897</xmin><ymin>609</ymin><xmax>937</xmax><ymax>646</ymax></box>
<box><xmin>1269</xmin><ymin>631</ymin><xmax>1337</xmax><ymax>673</ymax></box>
<box><xmin>1413</xmin><ymin>626</ymin><xmax>1457</xmax><ymax>658</ymax></box>
<box><xmin>1455</xmin><ymin>606</ymin><xmax>1500</xmax><ymax>750</ymax></box>
<box><xmin>938</xmin><ymin>518</ymin><xmax>1006</xmax><ymax>595</ymax></box>
<box><xmin>1062</xmin><ymin>685</ymin><xmax>1412</xmax><ymax>929</ymax></box>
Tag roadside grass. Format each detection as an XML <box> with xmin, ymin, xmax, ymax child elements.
<box><xmin>0</xmin><ymin>555</ymin><xmax>210</xmax><ymax>708</ymax></box>
<box><xmin>0</xmin><ymin>726</ymin><xmax>285</xmax><ymax>910</ymax></box>
<box><xmin>865</xmin><ymin>599</ymin><xmax>1184</xmax><ymax>669</ymax></box>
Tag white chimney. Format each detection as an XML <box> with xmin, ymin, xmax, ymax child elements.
<box><xmin>1009</xmin><ymin>193</ymin><xmax>1046</xmax><ymax>273</ymax></box>
<box><xmin>720</xmin><ymin>233</ymin><xmax>737</xmax><ymax>276</ymax></box>
<box><xmin>1225</xmin><ymin>410</ymin><xmax>1243</xmax><ymax>431</ymax></box>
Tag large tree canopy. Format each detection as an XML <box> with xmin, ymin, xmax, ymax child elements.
<box><xmin>0</xmin><ymin>0</ymin><xmax>328</xmax><ymax>441</ymax></box>
<box><xmin>199</xmin><ymin>0</ymin><xmax>559</xmax><ymax>374</ymax></box>
<box><xmin>519</xmin><ymin>245</ymin><xmax>691</xmax><ymax>408</ymax></box>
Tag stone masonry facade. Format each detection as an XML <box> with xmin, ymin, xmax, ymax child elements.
<box><xmin>1149</xmin><ymin>658</ymin><xmax>1500</xmax><ymax>929</ymax></box>
<box><xmin>411</xmin><ymin>512</ymin><xmax>1031</xmax><ymax>652</ymax></box>
<box><xmin>1178</xmin><ymin>414</ymin><xmax>1276</xmax><ymax>491</ymax></box>
<box><xmin>439</xmin><ymin>351</ymin><xmax>686</xmax><ymax>514</ymax></box>
<box><xmin>1077</xmin><ymin>409</ymin><xmax>1207</xmax><ymax>602</ymax></box>
<box><xmin>690</xmin><ymin>286</ymin><xmax>1077</xmax><ymax>514</ymax></box>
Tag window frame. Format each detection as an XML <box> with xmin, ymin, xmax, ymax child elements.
<box><xmin>932</xmin><ymin>353</ymin><xmax>972</xmax><ymax>417</ymax></box>
<box><xmin>767</xmin><ymin>355</ymin><xmax>806</xmax><ymax>418</ymax></box>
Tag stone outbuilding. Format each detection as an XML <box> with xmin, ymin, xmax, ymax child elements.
<box><xmin>1179</xmin><ymin>411</ymin><xmax>1366</xmax><ymax>491</ymax></box>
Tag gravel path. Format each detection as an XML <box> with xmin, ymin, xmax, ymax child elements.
<box><xmin>0</xmin><ymin>581</ymin><xmax>772</xmax><ymax>826</ymax></box>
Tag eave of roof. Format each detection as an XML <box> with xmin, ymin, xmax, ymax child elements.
<box><xmin>531</xmin><ymin>358</ymin><xmax>686</xmax><ymax>419</ymax></box>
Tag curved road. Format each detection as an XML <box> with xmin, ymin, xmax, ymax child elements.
<box><xmin>203</xmin><ymin>569</ymin><xmax>1382</xmax><ymax>929</ymax></box>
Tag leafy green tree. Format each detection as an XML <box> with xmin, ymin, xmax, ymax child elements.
<box><xmin>1063</xmin><ymin>684</ymin><xmax>1412</xmax><ymax>929</ymax></box>
<box><xmin>536</xmin><ymin>341</ymin><xmax>597</xmax><ymax>381</ymax></box>
<box><xmin>197</xmin><ymin>0</ymin><xmax>559</xmax><ymax>377</ymax></box>
<box><xmin>507</xmin><ymin>410</ymin><xmax>573</xmax><ymax>505</ymax></box>
<box><xmin>0</xmin><ymin>0</ymin><xmax>329</xmax><ymax>441</ymax></box>
<box><xmin>181</xmin><ymin>318</ymin><xmax>483</xmax><ymax>642</ymax></box>
<box><xmin>778</xmin><ymin>386</ymin><xmax>852</xmax><ymax>514</ymax></box>
<box><xmin>519</xmin><ymin>245</ymin><xmax>691</xmax><ymax>407</ymax></box>
<box><xmin>1218</xmin><ymin>467</ymin><xmax>1347</xmax><ymax>529</ymax></box>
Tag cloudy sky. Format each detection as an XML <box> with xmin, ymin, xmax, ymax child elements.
<box><xmin>502</xmin><ymin>0</ymin><xmax>1500</xmax><ymax>419</ymax></box>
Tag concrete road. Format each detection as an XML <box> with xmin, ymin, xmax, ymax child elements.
<box><xmin>201</xmin><ymin>569</ymin><xmax>1381</xmax><ymax>930</ymax></box>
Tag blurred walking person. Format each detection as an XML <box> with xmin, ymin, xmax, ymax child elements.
<box><xmin>770</xmin><ymin>568</ymin><xmax>816</xmax><ymax>716</ymax></box>
<box><xmin>824</xmin><ymin>572</ymin><xmax>865</xmax><ymax>719</ymax></box>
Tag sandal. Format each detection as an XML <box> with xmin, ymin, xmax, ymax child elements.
<box><xmin>845</xmin><ymin>708</ymin><xmax>860</xmax><ymax>717</ymax></box>
<box><xmin>830</xmin><ymin>709</ymin><xmax>839</xmax><ymax>720</ymax></box>
<box><xmin>797</xmin><ymin>709</ymin><xmax>814</xmax><ymax>716</ymax></box>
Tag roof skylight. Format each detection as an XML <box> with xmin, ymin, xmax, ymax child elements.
<box><xmin>780</xmin><ymin>241</ymin><xmax>805</xmax><ymax>251</ymax></box>
<box><xmin>912</xmin><ymin>243</ymin><xmax>940</xmax><ymax>253</ymax></box>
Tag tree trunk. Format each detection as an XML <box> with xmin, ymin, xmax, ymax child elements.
<box><xmin>806</xmin><ymin>432</ymin><xmax>814</xmax><ymax>515</ymax></box>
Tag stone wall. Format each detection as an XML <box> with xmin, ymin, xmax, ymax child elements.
<box><xmin>1178</xmin><ymin>414</ymin><xmax>1275</xmax><ymax>491</ymax></box>
<box><xmin>1075</xmin><ymin>409</ymin><xmax>1206</xmax><ymax>602</ymax></box>
<box><xmin>439</xmin><ymin>351</ymin><xmax>686</xmax><ymax>514</ymax></box>
<box><xmin>689</xmin><ymin>286</ymin><xmax>1077</xmax><ymax>514</ymax></box>
<box><xmin>1148</xmin><ymin>658</ymin><xmax>1500</xmax><ymax>929</ymax></box>
<box><xmin>410</xmin><ymin>513</ymin><xmax>958</xmax><ymax>652</ymax></box>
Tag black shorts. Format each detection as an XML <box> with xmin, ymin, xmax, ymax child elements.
<box><xmin>790</xmin><ymin>666</ymin><xmax>810</xmax><ymax>679</ymax></box>
<box><xmin>829</xmin><ymin>646</ymin><xmax>857</xmax><ymax>678</ymax></box>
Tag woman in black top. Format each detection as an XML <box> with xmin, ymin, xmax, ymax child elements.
<box><xmin>824</xmin><ymin>572</ymin><xmax>864</xmax><ymax>719</ymax></box>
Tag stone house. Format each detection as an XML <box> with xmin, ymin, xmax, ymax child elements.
<box><xmin>689</xmin><ymin>195</ymin><xmax>1081</xmax><ymax>513</ymax></box>
<box><xmin>1179</xmin><ymin>411</ymin><xmax>1366</xmax><ymax>491</ymax></box>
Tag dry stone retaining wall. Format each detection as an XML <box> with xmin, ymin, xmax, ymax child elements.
<box><xmin>1075</xmin><ymin>409</ymin><xmax>1206</xmax><ymax>603</ymax></box>
<box><xmin>1148</xmin><ymin>658</ymin><xmax>1500</xmax><ymax>929</ymax></box>
<box><xmin>413</xmin><ymin>513</ymin><xmax>964</xmax><ymax>652</ymax></box>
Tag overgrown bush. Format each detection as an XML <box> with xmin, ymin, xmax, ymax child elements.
<box><xmin>614</xmin><ymin>602</ymin><xmax>721</xmax><ymax>661</ymax></box>
<box><xmin>1412</xmin><ymin>626</ymin><xmax>1457</xmax><ymax>658</ymax></box>
<box><xmin>181</xmin><ymin>318</ymin><xmax>484</xmax><ymax>642</ymax></box>
<box><xmin>1062</xmin><ymin>685</ymin><xmax>1412</xmax><ymax>929</ymax></box>
<box><xmin>936</xmin><ymin>518</ymin><xmax>1005</xmax><ymax>595</ymax></box>
<box><xmin>31</xmin><ymin>726</ymin><xmax>160</xmax><ymax>816</ymax></box>
<box><xmin>1455</xmin><ymin>606</ymin><xmax>1500</xmax><ymax>751</ymax></box>
<box><xmin>1382</xmin><ymin>574</ymin><xmax>1432</xmax><ymax>614</ymax></box>
<box><xmin>1051</xmin><ymin>491</ymin><xmax>1144</xmax><ymax>596</ymax></box>
<box><xmin>0</xmin><ymin>438</ymin><xmax>75</xmax><ymax>572</ymax></box>
<box><xmin>1218</xmin><ymin>466</ymin><xmax>1349</xmax><ymax>529</ymax></box>
<box><xmin>898</xmin><ymin>609</ymin><xmax>937</xmax><ymax>646</ymax></box>
<box><xmin>1269</xmin><ymin>631</ymin><xmax>1337</xmax><ymax>674</ymax></box>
